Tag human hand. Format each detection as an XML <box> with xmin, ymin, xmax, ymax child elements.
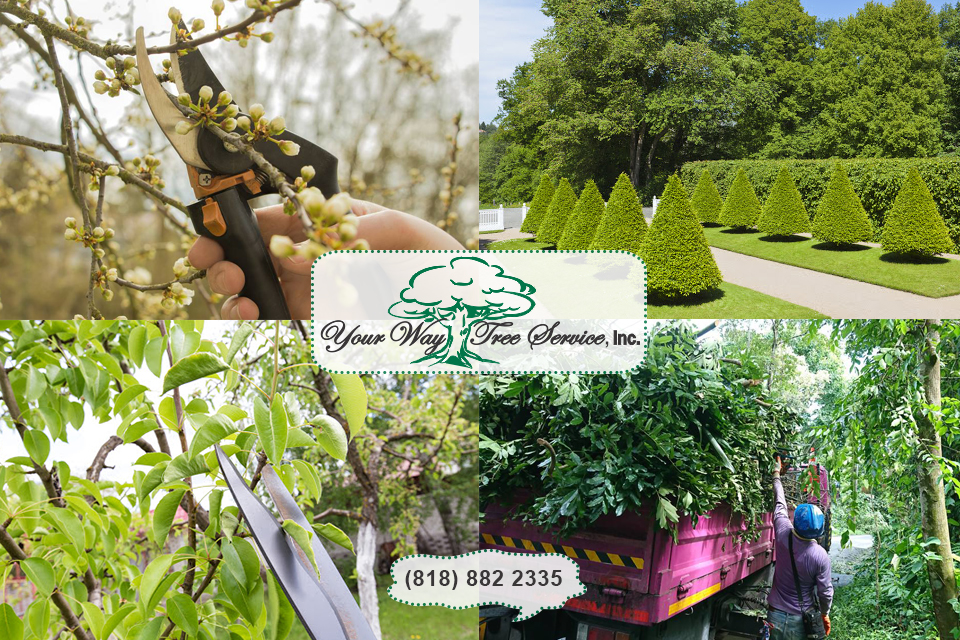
<box><xmin>774</xmin><ymin>456</ymin><xmax>784</xmax><ymax>478</ymax></box>
<box><xmin>188</xmin><ymin>198</ymin><xmax>466</xmax><ymax>320</ymax></box>
<box><xmin>822</xmin><ymin>614</ymin><xmax>830</xmax><ymax>636</ymax></box>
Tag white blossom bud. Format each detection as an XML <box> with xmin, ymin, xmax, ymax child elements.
<box><xmin>338</xmin><ymin>221</ymin><xmax>357</xmax><ymax>240</ymax></box>
<box><xmin>168</xmin><ymin>7</ymin><xmax>182</xmax><ymax>24</ymax></box>
<box><xmin>105</xmin><ymin>165</ymin><xmax>120</xmax><ymax>176</ymax></box>
<box><xmin>123</xmin><ymin>72</ymin><xmax>136</xmax><ymax>85</ymax></box>
<box><xmin>217</xmin><ymin>90</ymin><xmax>232</xmax><ymax>106</ymax></box>
<box><xmin>105</xmin><ymin>57</ymin><xmax>116</xmax><ymax>69</ymax></box>
<box><xmin>191</xmin><ymin>18</ymin><xmax>205</xmax><ymax>32</ymax></box>
<box><xmin>223</xmin><ymin>104</ymin><xmax>239</xmax><ymax>118</ymax></box>
<box><xmin>325</xmin><ymin>193</ymin><xmax>352</xmax><ymax>218</ymax></box>
<box><xmin>212</xmin><ymin>0</ymin><xmax>224</xmax><ymax>15</ymax></box>
<box><xmin>123</xmin><ymin>57</ymin><xmax>136</xmax><ymax>70</ymax></box>
<box><xmin>178</xmin><ymin>92</ymin><xmax>192</xmax><ymax>106</ymax></box>
<box><xmin>102</xmin><ymin>289</ymin><xmax>114</xmax><ymax>302</ymax></box>
<box><xmin>236</xmin><ymin>115</ymin><xmax>251</xmax><ymax>132</ymax></box>
<box><xmin>94</xmin><ymin>70</ymin><xmax>106</xmax><ymax>81</ymax></box>
<box><xmin>106</xmin><ymin>268</ymin><xmax>118</xmax><ymax>281</ymax></box>
<box><xmin>64</xmin><ymin>217</ymin><xmax>77</xmax><ymax>228</ymax></box>
<box><xmin>64</xmin><ymin>229</ymin><xmax>78</xmax><ymax>241</ymax></box>
<box><xmin>268</xmin><ymin>116</ymin><xmax>285</xmax><ymax>135</ymax></box>
<box><xmin>248</xmin><ymin>103</ymin><xmax>265</xmax><ymax>122</ymax></box>
<box><xmin>221</xmin><ymin>117</ymin><xmax>237</xmax><ymax>132</ymax></box>
<box><xmin>270</xmin><ymin>234</ymin><xmax>296</xmax><ymax>257</ymax></box>
<box><xmin>93</xmin><ymin>81</ymin><xmax>108</xmax><ymax>94</ymax></box>
<box><xmin>94</xmin><ymin>248</ymin><xmax>106</xmax><ymax>259</ymax></box>
<box><xmin>300</xmin><ymin>165</ymin><xmax>316</xmax><ymax>182</ymax></box>
<box><xmin>279</xmin><ymin>140</ymin><xmax>300</xmax><ymax>156</ymax></box>
<box><xmin>261</xmin><ymin>32</ymin><xmax>274</xmax><ymax>43</ymax></box>
<box><xmin>173</xmin><ymin>258</ymin><xmax>189</xmax><ymax>277</ymax></box>
<box><xmin>198</xmin><ymin>85</ymin><xmax>213</xmax><ymax>103</ymax></box>
<box><xmin>162</xmin><ymin>297</ymin><xmax>176</xmax><ymax>309</ymax></box>
<box><xmin>352</xmin><ymin>239</ymin><xmax>370</xmax><ymax>251</ymax></box>
<box><xmin>175</xmin><ymin>120</ymin><xmax>193</xmax><ymax>135</ymax></box>
<box><xmin>299</xmin><ymin>187</ymin><xmax>326</xmax><ymax>216</ymax></box>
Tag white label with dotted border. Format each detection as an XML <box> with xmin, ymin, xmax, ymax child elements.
<box><xmin>387</xmin><ymin>550</ymin><xmax>586</xmax><ymax>621</ymax></box>
<box><xmin>310</xmin><ymin>250</ymin><xmax>647</xmax><ymax>373</ymax></box>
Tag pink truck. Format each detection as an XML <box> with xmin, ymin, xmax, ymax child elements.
<box><xmin>479</xmin><ymin>464</ymin><xmax>830</xmax><ymax>640</ymax></box>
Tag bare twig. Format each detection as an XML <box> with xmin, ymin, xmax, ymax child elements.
<box><xmin>115</xmin><ymin>270</ymin><xmax>206</xmax><ymax>292</ymax></box>
<box><xmin>313</xmin><ymin>508</ymin><xmax>362</xmax><ymax>522</ymax></box>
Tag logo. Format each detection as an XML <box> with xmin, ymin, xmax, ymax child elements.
<box><xmin>387</xmin><ymin>256</ymin><xmax>536</xmax><ymax>368</ymax></box>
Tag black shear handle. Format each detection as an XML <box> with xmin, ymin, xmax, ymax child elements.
<box><xmin>188</xmin><ymin>186</ymin><xmax>291</xmax><ymax>320</ymax></box>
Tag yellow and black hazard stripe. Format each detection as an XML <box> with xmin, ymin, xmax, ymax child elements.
<box><xmin>481</xmin><ymin>533</ymin><xmax>644</xmax><ymax>570</ymax></box>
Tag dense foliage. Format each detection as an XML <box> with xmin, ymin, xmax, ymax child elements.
<box><xmin>879</xmin><ymin>168</ymin><xmax>955</xmax><ymax>256</ymax></box>
<box><xmin>519</xmin><ymin>175</ymin><xmax>555</xmax><ymax>234</ymax></box>
<box><xmin>479</xmin><ymin>323</ymin><xmax>801</xmax><ymax>537</ymax></box>
<box><xmin>536</xmin><ymin>178</ymin><xmax>577</xmax><ymax>245</ymax></box>
<box><xmin>557</xmin><ymin>181</ymin><xmax>604</xmax><ymax>250</ymax></box>
<box><xmin>691</xmin><ymin>169</ymin><xmax>723</xmax><ymax>225</ymax></box>
<box><xmin>719</xmin><ymin>169</ymin><xmax>762</xmax><ymax>229</ymax></box>
<box><xmin>757</xmin><ymin>166</ymin><xmax>810</xmax><ymax>236</ymax></box>
<box><xmin>811</xmin><ymin>163</ymin><xmax>873</xmax><ymax>246</ymax></box>
<box><xmin>642</xmin><ymin>176</ymin><xmax>723</xmax><ymax>297</ymax></box>
<box><xmin>682</xmin><ymin>157</ymin><xmax>960</xmax><ymax>247</ymax></box>
<box><xmin>589</xmin><ymin>173</ymin><xmax>648</xmax><ymax>253</ymax></box>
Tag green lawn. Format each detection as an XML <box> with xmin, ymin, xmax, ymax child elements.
<box><xmin>648</xmin><ymin>282</ymin><xmax>827</xmax><ymax>319</ymax></box>
<box><xmin>286</xmin><ymin>584</ymin><xmax>475</xmax><ymax>640</ymax></box>
<box><xmin>702</xmin><ymin>226</ymin><xmax>960</xmax><ymax>298</ymax></box>
<box><xmin>485</xmin><ymin>238</ymin><xmax>554</xmax><ymax>250</ymax></box>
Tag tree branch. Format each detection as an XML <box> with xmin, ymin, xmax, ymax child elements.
<box><xmin>313</xmin><ymin>508</ymin><xmax>362</xmax><ymax>522</ymax></box>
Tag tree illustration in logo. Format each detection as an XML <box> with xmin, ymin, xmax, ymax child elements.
<box><xmin>388</xmin><ymin>256</ymin><xmax>536</xmax><ymax>368</ymax></box>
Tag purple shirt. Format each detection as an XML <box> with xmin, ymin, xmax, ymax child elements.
<box><xmin>768</xmin><ymin>477</ymin><xmax>833</xmax><ymax>615</ymax></box>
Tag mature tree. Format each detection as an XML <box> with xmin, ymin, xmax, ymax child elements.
<box><xmin>479</xmin><ymin>129</ymin><xmax>510</xmax><ymax>204</ymax></box>
<box><xmin>939</xmin><ymin>2</ymin><xmax>960</xmax><ymax>152</ymax></box>
<box><xmin>815</xmin><ymin>0</ymin><xmax>945</xmax><ymax>158</ymax></box>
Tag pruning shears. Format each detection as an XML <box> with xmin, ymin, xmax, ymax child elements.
<box><xmin>215</xmin><ymin>445</ymin><xmax>377</xmax><ymax>640</ymax></box>
<box><xmin>135</xmin><ymin>25</ymin><xmax>341</xmax><ymax>319</ymax></box>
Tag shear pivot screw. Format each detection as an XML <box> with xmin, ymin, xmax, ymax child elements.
<box><xmin>199</xmin><ymin>173</ymin><xmax>213</xmax><ymax>186</ymax></box>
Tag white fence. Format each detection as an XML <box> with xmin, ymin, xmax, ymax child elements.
<box><xmin>652</xmin><ymin>196</ymin><xmax>659</xmax><ymax>217</ymax></box>
<box><xmin>480</xmin><ymin>205</ymin><xmax>504</xmax><ymax>232</ymax></box>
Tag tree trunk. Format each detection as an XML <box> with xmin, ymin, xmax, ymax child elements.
<box><xmin>644</xmin><ymin>130</ymin><xmax>664</xmax><ymax>189</ymax></box>
<box><xmin>432</xmin><ymin>492</ymin><xmax>465</xmax><ymax>555</ymax></box>
<box><xmin>917</xmin><ymin>319</ymin><xmax>959</xmax><ymax>640</ymax></box>
<box><xmin>439</xmin><ymin>307</ymin><xmax>472</xmax><ymax>366</ymax></box>
<box><xmin>356</xmin><ymin>517</ymin><xmax>382</xmax><ymax>640</ymax></box>
<box><xmin>629</xmin><ymin>123</ymin><xmax>648</xmax><ymax>189</ymax></box>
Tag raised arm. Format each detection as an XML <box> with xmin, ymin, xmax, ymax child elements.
<box><xmin>773</xmin><ymin>458</ymin><xmax>791</xmax><ymax>535</ymax></box>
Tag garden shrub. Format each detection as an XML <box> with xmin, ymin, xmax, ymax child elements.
<box><xmin>558</xmin><ymin>180</ymin><xmax>605</xmax><ymax>250</ymax></box>
<box><xmin>681</xmin><ymin>157</ymin><xmax>960</xmax><ymax>247</ymax></box>
<box><xmin>811</xmin><ymin>162</ymin><xmax>873</xmax><ymax>245</ymax></box>
<box><xmin>757</xmin><ymin>165</ymin><xmax>810</xmax><ymax>236</ymax></box>
<box><xmin>520</xmin><ymin>175</ymin><xmax>555</xmax><ymax>234</ymax></box>
<box><xmin>641</xmin><ymin>174</ymin><xmax>723</xmax><ymax>297</ymax></box>
<box><xmin>536</xmin><ymin>178</ymin><xmax>577</xmax><ymax>245</ymax></box>
<box><xmin>880</xmin><ymin>167</ymin><xmax>955</xmax><ymax>256</ymax></box>
<box><xmin>590</xmin><ymin>172</ymin><xmax>648</xmax><ymax>253</ymax></box>
<box><xmin>691</xmin><ymin>169</ymin><xmax>723</xmax><ymax>224</ymax></box>
<box><xmin>719</xmin><ymin>168</ymin><xmax>762</xmax><ymax>229</ymax></box>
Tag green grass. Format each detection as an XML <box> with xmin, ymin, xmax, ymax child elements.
<box><xmin>702</xmin><ymin>226</ymin><xmax>960</xmax><ymax>298</ymax></box>
<box><xmin>485</xmin><ymin>238</ymin><xmax>554</xmax><ymax>251</ymax></box>
<box><xmin>480</xmin><ymin>202</ymin><xmax>525</xmax><ymax>209</ymax></box>
<box><xmin>286</xmin><ymin>584</ymin><xmax>475</xmax><ymax>640</ymax></box>
<box><xmin>480</xmin><ymin>230</ymin><xmax>502</xmax><ymax>234</ymax></box>
<box><xmin>648</xmin><ymin>282</ymin><xmax>827</xmax><ymax>319</ymax></box>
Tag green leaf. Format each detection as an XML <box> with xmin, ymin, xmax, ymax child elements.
<box><xmin>162</xmin><ymin>353</ymin><xmax>229</xmax><ymax>394</ymax></box>
<box><xmin>281</xmin><ymin>519</ymin><xmax>320</xmax><ymax>578</ymax></box>
<box><xmin>286</xmin><ymin>428</ymin><xmax>316</xmax><ymax>448</ymax></box>
<box><xmin>44</xmin><ymin>508</ymin><xmax>85</xmax><ymax>555</ymax></box>
<box><xmin>158</xmin><ymin>396</ymin><xmax>179</xmax><ymax>431</ymax></box>
<box><xmin>166</xmin><ymin>592</ymin><xmax>199</xmax><ymax>637</ymax></box>
<box><xmin>20</xmin><ymin>558</ymin><xmax>54</xmax><ymax>596</ymax></box>
<box><xmin>226</xmin><ymin>324</ymin><xmax>254</xmax><ymax>363</ymax></box>
<box><xmin>163</xmin><ymin>454</ymin><xmax>210</xmax><ymax>484</ymax></box>
<box><xmin>134</xmin><ymin>452</ymin><xmax>171</xmax><ymax>467</ymax></box>
<box><xmin>207</xmin><ymin>489</ymin><xmax>223</xmax><ymax>538</ymax></box>
<box><xmin>188</xmin><ymin>414</ymin><xmax>240</xmax><ymax>459</ymax></box>
<box><xmin>153</xmin><ymin>490</ymin><xmax>185</xmax><ymax>547</ymax></box>
<box><xmin>80</xmin><ymin>601</ymin><xmax>105</xmax><ymax>640</ymax></box>
<box><xmin>221</xmin><ymin>537</ymin><xmax>260</xmax><ymax>588</ymax></box>
<box><xmin>329</xmin><ymin>373</ymin><xmax>366</xmax><ymax>438</ymax></box>
<box><xmin>140</xmin><ymin>462</ymin><xmax>169</xmax><ymax>501</ymax></box>
<box><xmin>314</xmin><ymin>415</ymin><xmax>347</xmax><ymax>460</ymax></box>
<box><xmin>255</xmin><ymin>396</ymin><xmax>286</xmax><ymax>466</ymax></box>
<box><xmin>26</xmin><ymin>600</ymin><xmax>50</xmax><ymax>639</ymax></box>
<box><xmin>136</xmin><ymin>616</ymin><xmax>165</xmax><ymax>640</ymax></box>
<box><xmin>26</xmin><ymin>366</ymin><xmax>46</xmax><ymax>403</ymax></box>
<box><xmin>144</xmin><ymin>336</ymin><xmax>167</xmax><ymax>378</ymax></box>
<box><xmin>101</xmin><ymin>603</ymin><xmax>136</xmax><ymax>640</ymax></box>
<box><xmin>139</xmin><ymin>555</ymin><xmax>174</xmax><ymax>619</ymax></box>
<box><xmin>169</xmin><ymin>326</ymin><xmax>201</xmax><ymax>363</ymax></box>
<box><xmin>113</xmin><ymin>384</ymin><xmax>149</xmax><ymax>416</ymax></box>
<box><xmin>312</xmin><ymin>522</ymin><xmax>354</xmax><ymax>553</ymax></box>
<box><xmin>220</xmin><ymin>561</ymin><xmax>259</xmax><ymax>626</ymax></box>
<box><xmin>128</xmin><ymin>325</ymin><xmax>147</xmax><ymax>368</ymax></box>
<box><xmin>0</xmin><ymin>603</ymin><xmax>23</xmax><ymax>640</ymax></box>
<box><xmin>123</xmin><ymin>418</ymin><xmax>161</xmax><ymax>445</ymax></box>
<box><xmin>292</xmin><ymin>460</ymin><xmax>321</xmax><ymax>502</ymax></box>
<box><xmin>23</xmin><ymin>430</ymin><xmax>50</xmax><ymax>466</ymax></box>
<box><xmin>267</xmin><ymin>571</ymin><xmax>295</xmax><ymax>640</ymax></box>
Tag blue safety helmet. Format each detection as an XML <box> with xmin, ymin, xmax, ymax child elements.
<box><xmin>793</xmin><ymin>503</ymin><xmax>825</xmax><ymax>539</ymax></box>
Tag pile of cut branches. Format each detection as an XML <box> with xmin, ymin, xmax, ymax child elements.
<box><xmin>480</xmin><ymin>322</ymin><xmax>802</xmax><ymax>538</ymax></box>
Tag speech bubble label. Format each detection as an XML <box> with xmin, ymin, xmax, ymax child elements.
<box><xmin>388</xmin><ymin>550</ymin><xmax>585</xmax><ymax>622</ymax></box>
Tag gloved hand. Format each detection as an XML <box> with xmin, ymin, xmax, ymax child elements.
<box><xmin>822</xmin><ymin>614</ymin><xmax>831</xmax><ymax>636</ymax></box>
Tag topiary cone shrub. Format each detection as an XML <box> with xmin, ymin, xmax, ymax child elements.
<box><xmin>880</xmin><ymin>167</ymin><xmax>955</xmax><ymax>257</ymax></box>
<box><xmin>641</xmin><ymin>174</ymin><xmax>723</xmax><ymax>298</ymax></box>
<box><xmin>520</xmin><ymin>174</ymin><xmax>555</xmax><ymax>234</ymax></box>
<box><xmin>558</xmin><ymin>180</ymin><xmax>605</xmax><ymax>250</ymax></box>
<box><xmin>691</xmin><ymin>169</ymin><xmax>723</xmax><ymax>225</ymax></box>
<box><xmin>719</xmin><ymin>168</ymin><xmax>762</xmax><ymax>229</ymax></box>
<box><xmin>590</xmin><ymin>172</ymin><xmax>648</xmax><ymax>253</ymax></box>
<box><xmin>757</xmin><ymin>165</ymin><xmax>810</xmax><ymax>237</ymax></box>
<box><xmin>811</xmin><ymin>162</ymin><xmax>873</xmax><ymax>245</ymax></box>
<box><xmin>537</xmin><ymin>178</ymin><xmax>577</xmax><ymax>245</ymax></box>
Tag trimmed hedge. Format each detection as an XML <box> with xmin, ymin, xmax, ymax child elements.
<box><xmin>811</xmin><ymin>163</ymin><xmax>873</xmax><ymax>245</ymax></box>
<box><xmin>641</xmin><ymin>174</ymin><xmax>723</xmax><ymax>298</ymax></box>
<box><xmin>880</xmin><ymin>167</ymin><xmax>955</xmax><ymax>256</ymax></box>
<box><xmin>590</xmin><ymin>173</ymin><xmax>648</xmax><ymax>253</ymax></box>
<box><xmin>691</xmin><ymin>169</ymin><xmax>723</xmax><ymax>224</ymax></box>
<box><xmin>558</xmin><ymin>180</ymin><xmax>605</xmax><ymax>250</ymax></box>
<box><xmin>520</xmin><ymin>175</ymin><xmax>555</xmax><ymax>234</ymax></box>
<box><xmin>758</xmin><ymin>166</ymin><xmax>809</xmax><ymax>236</ymax></box>
<box><xmin>681</xmin><ymin>157</ymin><xmax>960</xmax><ymax>247</ymax></box>
<box><xmin>719</xmin><ymin>168</ymin><xmax>762</xmax><ymax>229</ymax></box>
<box><xmin>537</xmin><ymin>178</ymin><xmax>577</xmax><ymax>245</ymax></box>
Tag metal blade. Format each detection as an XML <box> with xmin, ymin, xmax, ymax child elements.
<box><xmin>135</xmin><ymin>27</ymin><xmax>209</xmax><ymax>170</ymax></box>
<box><xmin>261</xmin><ymin>465</ymin><xmax>378</xmax><ymax>640</ymax></box>
<box><xmin>169</xmin><ymin>22</ymin><xmax>230</xmax><ymax>105</ymax></box>
<box><xmin>215</xmin><ymin>446</ymin><xmax>355</xmax><ymax>640</ymax></box>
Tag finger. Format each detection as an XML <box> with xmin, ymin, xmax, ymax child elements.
<box><xmin>276</xmin><ymin>245</ymin><xmax>315</xmax><ymax>277</ymax></box>
<box><xmin>207</xmin><ymin>261</ymin><xmax>245</xmax><ymax>296</ymax></box>
<box><xmin>254</xmin><ymin>205</ymin><xmax>309</xmax><ymax>243</ymax></box>
<box><xmin>350</xmin><ymin>199</ymin><xmax>388</xmax><ymax>216</ymax></box>
<box><xmin>221</xmin><ymin>296</ymin><xmax>260</xmax><ymax>320</ymax></box>
<box><xmin>187</xmin><ymin>236</ymin><xmax>225</xmax><ymax>270</ymax></box>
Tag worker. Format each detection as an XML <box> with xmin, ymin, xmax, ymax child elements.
<box><xmin>768</xmin><ymin>457</ymin><xmax>833</xmax><ymax>639</ymax></box>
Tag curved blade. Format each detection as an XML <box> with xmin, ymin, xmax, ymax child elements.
<box><xmin>169</xmin><ymin>23</ymin><xmax>229</xmax><ymax>105</ymax></box>
<box><xmin>261</xmin><ymin>465</ymin><xmax>378</xmax><ymax>640</ymax></box>
<box><xmin>215</xmin><ymin>446</ymin><xmax>358</xmax><ymax>640</ymax></box>
<box><xmin>135</xmin><ymin>27</ymin><xmax>209</xmax><ymax>170</ymax></box>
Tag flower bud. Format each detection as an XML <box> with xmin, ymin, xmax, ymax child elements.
<box><xmin>217</xmin><ymin>90</ymin><xmax>232</xmax><ymax>106</ymax></box>
<box><xmin>223</xmin><ymin>104</ymin><xmax>239</xmax><ymax>118</ymax></box>
<box><xmin>236</xmin><ymin>115</ymin><xmax>251</xmax><ymax>131</ymax></box>
<box><xmin>338</xmin><ymin>221</ymin><xmax>357</xmax><ymax>240</ymax></box>
<box><xmin>299</xmin><ymin>187</ymin><xmax>326</xmax><ymax>216</ymax></box>
<box><xmin>178</xmin><ymin>92</ymin><xmax>192</xmax><ymax>106</ymax></box>
<box><xmin>94</xmin><ymin>70</ymin><xmax>106</xmax><ymax>81</ymax></box>
<box><xmin>341</xmin><ymin>213</ymin><xmax>359</xmax><ymax>227</ymax></box>
<box><xmin>163</xmin><ymin>59</ymin><xmax>172</xmax><ymax>70</ymax></box>
<box><xmin>191</xmin><ymin>18</ymin><xmax>205</xmax><ymax>32</ymax></box>
<box><xmin>220</xmin><ymin>117</ymin><xmax>237</xmax><ymax>132</ymax></box>
<box><xmin>212</xmin><ymin>0</ymin><xmax>224</xmax><ymax>15</ymax></box>
<box><xmin>106</xmin><ymin>268</ymin><xmax>118</xmax><ymax>281</ymax></box>
<box><xmin>248</xmin><ymin>103</ymin><xmax>265</xmax><ymax>122</ymax></box>
<box><xmin>93</xmin><ymin>226</ymin><xmax>105</xmax><ymax>238</ymax></box>
<box><xmin>353</xmin><ymin>239</ymin><xmax>371</xmax><ymax>251</ymax></box>
<box><xmin>128</xmin><ymin>68</ymin><xmax>140</xmax><ymax>83</ymax></box>
<box><xmin>268</xmin><ymin>116</ymin><xmax>285</xmax><ymax>135</ymax></box>
<box><xmin>270</xmin><ymin>234</ymin><xmax>296</xmax><ymax>257</ymax></box>
<box><xmin>64</xmin><ymin>216</ymin><xmax>77</xmax><ymax>228</ymax></box>
<box><xmin>94</xmin><ymin>248</ymin><xmax>106</xmax><ymax>259</ymax></box>
<box><xmin>173</xmin><ymin>257</ymin><xmax>189</xmax><ymax>277</ymax></box>
<box><xmin>198</xmin><ymin>85</ymin><xmax>213</xmax><ymax>103</ymax></box>
<box><xmin>162</xmin><ymin>297</ymin><xmax>176</xmax><ymax>310</ymax></box>
<box><xmin>110</xmin><ymin>79</ymin><xmax>121</xmax><ymax>92</ymax></box>
<box><xmin>105</xmin><ymin>228</ymin><xmax>115</xmax><ymax>239</ymax></box>
<box><xmin>93</xmin><ymin>81</ymin><xmax>108</xmax><ymax>94</ymax></box>
<box><xmin>238</xmin><ymin>38</ymin><xmax>248</xmax><ymax>48</ymax></box>
<box><xmin>326</xmin><ymin>193</ymin><xmax>352</xmax><ymax>218</ymax></box>
<box><xmin>64</xmin><ymin>229</ymin><xmax>78</xmax><ymax>240</ymax></box>
<box><xmin>123</xmin><ymin>56</ymin><xmax>135</xmax><ymax>70</ymax></box>
<box><xmin>102</xmin><ymin>289</ymin><xmax>114</xmax><ymax>301</ymax></box>
<box><xmin>246</xmin><ymin>0</ymin><xmax>260</xmax><ymax>8</ymax></box>
<box><xmin>279</xmin><ymin>140</ymin><xmax>300</xmax><ymax>156</ymax></box>
<box><xmin>300</xmin><ymin>165</ymin><xmax>316</xmax><ymax>182</ymax></box>
<box><xmin>123</xmin><ymin>72</ymin><xmax>136</xmax><ymax>85</ymax></box>
<box><xmin>261</xmin><ymin>31</ymin><xmax>274</xmax><ymax>43</ymax></box>
<box><xmin>175</xmin><ymin>120</ymin><xmax>193</xmax><ymax>135</ymax></box>
<box><xmin>105</xmin><ymin>165</ymin><xmax>120</xmax><ymax>176</ymax></box>
<box><xmin>171</xmin><ymin>282</ymin><xmax>184</xmax><ymax>295</ymax></box>
<box><xmin>168</xmin><ymin>7</ymin><xmax>182</xmax><ymax>24</ymax></box>
<box><xmin>105</xmin><ymin>57</ymin><xmax>116</xmax><ymax>69</ymax></box>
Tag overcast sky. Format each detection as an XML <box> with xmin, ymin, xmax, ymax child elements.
<box><xmin>480</xmin><ymin>0</ymin><xmax>897</xmax><ymax>124</ymax></box>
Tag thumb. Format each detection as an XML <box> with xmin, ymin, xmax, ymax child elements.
<box><xmin>276</xmin><ymin>243</ymin><xmax>316</xmax><ymax>277</ymax></box>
